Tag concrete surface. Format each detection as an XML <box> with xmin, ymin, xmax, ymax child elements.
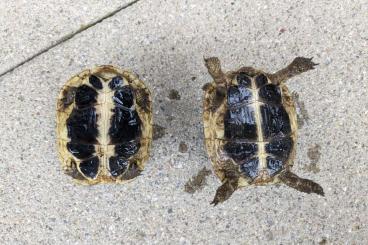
<box><xmin>0</xmin><ymin>0</ymin><xmax>367</xmax><ymax>244</ymax></box>
<box><xmin>0</xmin><ymin>0</ymin><xmax>137</xmax><ymax>74</ymax></box>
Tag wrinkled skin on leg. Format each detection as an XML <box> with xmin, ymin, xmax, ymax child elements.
<box><xmin>211</xmin><ymin>169</ymin><xmax>240</xmax><ymax>206</ymax></box>
<box><xmin>204</xmin><ymin>57</ymin><xmax>228</xmax><ymax>112</ymax></box>
<box><xmin>268</xmin><ymin>57</ymin><xmax>318</xmax><ymax>85</ymax></box>
<box><xmin>278</xmin><ymin>171</ymin><xmax>324</xmax><ymax>196</ymax></box>
<box><xmin>121</xmin><ymin>162</ymin><xmax>142</xmax><ymax>180</ymax></box>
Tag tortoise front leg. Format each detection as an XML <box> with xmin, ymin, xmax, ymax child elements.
<box><xmin>269</xmin><ymin>57</ymin><xmax>318</xmax><ymax>85</ymax></box>
<box><xmin>278</xmin><ymin>171</ymin><xmax>324</xmax><ymax>196</ymax></box>
<box><xmin>204</xmin><ymin>57</ymin><xmax>227</xmax><ymax>112</ymax></box>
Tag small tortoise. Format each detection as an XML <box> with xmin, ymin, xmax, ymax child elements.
<box><xmin>56</xmin><ymin>65</ymin><xmax>152</xmax><ymax>184</ymax></box>
<box><xmin>203</xmin><ymin>57</ymin><xmax>324</xmax><ymax>205</ymax></box>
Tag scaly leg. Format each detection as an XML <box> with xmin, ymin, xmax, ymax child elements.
<box><xmin>278</xmin><ymin>171</ymin><xmax>324</xmax><ymax>196</ymax></box>
<box><xmin>269</xmin><ymin>57</ymin><xmax>318</xmax><ymax>85</ymax></box>
<box><xmin>204</xmin><ymin>57</ymin><xmax>227</xmax><ymax>112</ymax></box>
<box><xmin>121</xmin><ymin>162</ymin><xmax>142</xmax><ymax>180</ymax></box>
<box><xmin>211</xmin><ymin>169</ymin><xmax>239</xmax><ymax>206</ymax></box>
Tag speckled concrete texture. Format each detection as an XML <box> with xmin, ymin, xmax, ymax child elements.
<box><xmin>0</xmin><ymin>0</ymin><xmax>367</xmax><ymax>244</ymax></box>
<box><xmin>0</xmin><ymin>0</ymin><xmax>136</xmax><ymax>74</ymax></box>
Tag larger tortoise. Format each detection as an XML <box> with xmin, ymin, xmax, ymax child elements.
<box><xmin>203</xmin><ymin>57</ymin><xmax>324</xmax><ymax>205</ymax></box>
<box><xmin>56</xmin><ymin>65</ymin><xmax>152</xmax><ymax>184</ymax></box>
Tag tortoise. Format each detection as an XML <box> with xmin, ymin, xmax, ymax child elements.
<box><xmin>56</xmin><ymin>65</ymin><xmax>152</xmax><ymax>184</ymax></box>
<box><xmin>202</xmin><ymin>56</ymin><xmax>324</xmax><ymax>205</ymax></box>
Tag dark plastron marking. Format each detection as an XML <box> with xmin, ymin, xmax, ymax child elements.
<box><xmin>108</xmin><ymin>156</ymin><xmax>129</xmax><ymax>177</ymax></box>
<box><xmin>224</xmin><ymin>106</ymin><xmax>257</xmax><ymax>140</ymax></box>
<box><xmin>265</xmin><ymin>136</ymin><xmax>293</xmax><ymax>160</ymax></box>
<box><xmin>227</xmin><ymin>85</ymin><xmax>253</xmax><ymax>105</ymax></box>
<box><xmin>266</xmin><ymin>156</ymin><xmax>284</xmax><ymax>176</ymax></box>
<box><xmin>240</xmin><ymin>157</ymin><xmax>259</xmax><ymax>179</ymax></box>
<box><xmin>113</xmin><ymin>85</ymin><xmax>134</xmax><ymax>108</ymax></box>
<box><xmin>260</xmin><ymin>104</ymin><xmax>291</xmax><ymax>139</ymax></box>
<box><xmin>225</xmin><ymin>84</ymin><xmax>257</xmax><ymax>139</ymax></box>
<box><xmin>115</xmin><ymin>140</ymin><xmax>141</xmax><ymax>158</ymax></box>
<box><xmin>255</xmin><ymin>73</ymin><xmax>268</xmax><ymax>88</ymax></box>
<box><xmin>223</xmin><ymin>141</ymin><xmax>258</xmax><ymax>163</ymax></box>
<box><xmin>108</xmin><ymin>76</ymin><xmax>124</xmax><ymax>90</ymax></box>
<box><xmin>66</xmin><ymin>142</ymin><xmax>95</xmax><ymax>159</ymax></box>
<box><xmin>236</xmin><ymin>72</ymin><xmax>252</xmax><ymax>87</ymax></box>
<box><xmin>79</xmin><ymin>156</ymin><xmax>99</xmax><ymax>179</ymax></box>
<box><xmin>66</xmin><ymin>107</ymin><xmax>98</xmax><ymax>144</ymax></box>
<box><xmin>109</xmin><ymin>108</ymin><xmax>141</xmax><ymax>143</ymax></box>
<box><xmin>108</xmin><ymin>84</ymin><xmax>142</xmax><ymax>177</ymax></box>
<box><xmin>89</xmin><ymin>75</ymin><xmax>103</xmax><ymax>90</ymax></box>
<box><xmin>258</xmin><ymin>84</ymin><xmax>282</xmax><ymax>104</ymax></box>
<box><xmin>75</xmin><ymin>85</ymin><xmax>98</xmax><ymax>108</ymax></box>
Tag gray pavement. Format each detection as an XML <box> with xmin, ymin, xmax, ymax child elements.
<box><xmin>0</xmin><ymin>0</ymin><xmax>367</xmax><ymax>244</ymax></box>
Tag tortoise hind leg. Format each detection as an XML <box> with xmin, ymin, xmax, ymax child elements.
<box><xmin>278</xmin><ymin>171</ymin><xmax>324</xmax><ymax>196</ymax></box>
<box><xmin>269</xmin><ymin>57</ymin><xmax>318</xmax><ymax>85</ymax></box>
<box><xmin>211</xmin><ymin>169</ymin><xmax>239</xmax><ymax>206</ymax></box>
<box><xmin>121</xmin><ymin>162</ymin><xmax>142</xmax><ymax>180</ymax></box>
<box><xmin>211</xmin><ymin>179</ymin><xmax>238</xmax><ymax>206</ymax></box>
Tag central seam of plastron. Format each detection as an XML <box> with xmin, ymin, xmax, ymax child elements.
<box><xmin>96</xmin><ymin>84</ymin><xmax>114</xmax><ymax>175</ymax></box>
<box><xmin>250</xmin><ymin>79</ymin><xmax>266</xmax><ymax>170</ymax></box>
<box><xmin>98</xmin><ymin>86</ymin><xmax>112</xmax><ymax>174</ymax></box>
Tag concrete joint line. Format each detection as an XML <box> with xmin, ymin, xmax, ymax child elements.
<box><xmin>0</xmin><ymin>0</ymin><xmax>141</xmax><ymax>78</ymax></box>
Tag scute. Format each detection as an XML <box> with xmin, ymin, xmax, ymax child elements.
<box><xmin>115</xmin><ymin>140</ymin><xmax>140</xmax><ymax>158</ymax></box>
<box><xmin>66</xmin><ymin>108</ymin><xmax>98</xmax><ymax>143</ymax></box>
<box><xmin>109</xmin><ymin>76</ymin><xmax>124</xmax><ymax>90</ymax></box>
<box><xmin>260</xmin><ymin>104</ymin><xmax>291</xmax><ymax>139</ymax></box>
<box><xmin>266</xmin><ymin>156</ymin><xmax>284</xmax><ymax>176</ymax></box>
<box><xmin>80</xmin><ymin>156</ymin><xmax>99</xmax><ymax>178</ymax></box>
<box><xmin>227</xmin><ymin>85</ymin><xmax>253</xmax><ymax>105</ymax></box>
<box><xmin>265</xmin><ymin>136</ymin><xmax>293</xmax><ymax>160</ymax></box>
<box><xmin>113</xmin><ymin>85</ymin><xmax>134</xmax><ymax>108</ymax></box>
<box><xmin>223</xmin><ymin>142</ymin><xmax>258</xmax><ymax>162</ymax></box>
<box><xmin>75</xmin><ymin>85</ymin><xmax>98</xmax><ymax>108</ymax></box>
<box><xmin>109</xmin><ymin>108</ymin><xmax>141</xmax><ymax>144</ymax></box>
<box><xmin>236</xmin><ymin>72</ymin><xmax>251</xmax><ymax>87</ymax></box>
<box><xmin>224</xmin><ymin>106</ymin><xmax>257</xmax><ymax>140</ymax></box>
<box><xmin>108</xmin><ymin>156</ymin><xmax>129</xmax><ymax>177</ymax></box>
<box><xmin>255</xmin><ymin>74</ymin><xmax>268</xmax><ymax>87</ymax></box>
<box><xmin>89</xmin><ymin>75</ymin><xmax>103</xmax><ymax>90</ymax></box>
<box><xmin>66</xmin><ymin>142</ymin><xmax>95</xmax><ymax>159</ymax></box>
<box><xmin>259</xmin><ymin>84</ymin><xmax>282</xmax><ymax>104</ymax></box>
<box><xmin>240</xmin><ymin>157</ymin><xmax>259</xmax><ymax>179</ymax></box>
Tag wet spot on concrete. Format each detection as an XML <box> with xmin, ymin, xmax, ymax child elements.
<box><xmin>153</xmin><ymin>124</ymin><xmax>166</xmax><ymax>140</ymax></box>
<box><xmin>179</xmin><ymin>142</ymin><xmax>188</xmax><ymax>153</ymax></box>
<box><xmin>292</xmin><ymin>92</ymin><xmax>309</xmax><ymax>129</ymax></box>
<box><xmin>279</xmin><ymin>28</ymin><xmax>286</xmax><ymax>35</ymax></box>
<box><xmin>304</xmin><ymin>144</ymin><xmax>321</xmax><ymax>173</ymax></box>
<box><xmin>184</xmin><ymin>167</ymin><xmax>212</xmax><ymax>194</ymax></box>
<box><xmin>318</xmin><ymin>237</ymin><xmax>327</xmax><ymax>245</ymax></box>
<box><xmin>168</xmin><ymin>89</ymin><xmax>181</xmax><ymax>100</ymax></box>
